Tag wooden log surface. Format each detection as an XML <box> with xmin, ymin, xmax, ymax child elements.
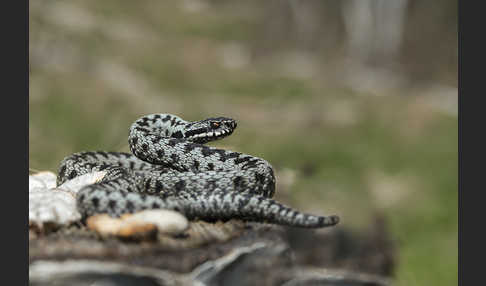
<box><xmin>29</xmin><ymin>216</ymin><xmax>395</xmax><ymax>286</ymax></box>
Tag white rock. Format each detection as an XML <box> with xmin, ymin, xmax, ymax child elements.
<box><xmin>87</xmin><ymin>210</ymin><xmax>189</xmax><ymax>237</ymax></box>
<box><xmin>29</xmin><ymin>177</ymin><xmax>47</xmax><ymax>191</ymax></box>
<box><xmin>29</xmin><ymin>171</ymin><xmax>57</xmax><ymax>191</ymax></box>
<box><xmin>29</xmin><ymin>171</ymin><xmax>106</xmax><ymax>229</ymax></box>
<box><xmin>29</xmin><ymin>188</ymin><xmax>80</xmax><ymax>227</ymax></box>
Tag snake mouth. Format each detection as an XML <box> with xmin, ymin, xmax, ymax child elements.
<box><xmin>187</xmin><ymin>128</ymin><xmax>234</xmax><ymax>142</ymax></box>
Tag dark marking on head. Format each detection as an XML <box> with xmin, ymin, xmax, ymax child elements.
<box><xmin>207</xmin><ymin>163</ymin><xmax>214</xmax><ymax>170</ymax></box>
<box><xmin>170</xmin><ymin>153</ymin><xmax>179</xmax><ymax>162</ymax></box>
<box><xmin>184</xmin><ymin>129</ymin><xmax>202</xmax><ymax>138</ymax></box>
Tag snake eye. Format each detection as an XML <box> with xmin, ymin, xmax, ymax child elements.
<box><xmin>210</xmin><ymin>122</ymin><xmax>220</xmax><ymax>129</ymax></box>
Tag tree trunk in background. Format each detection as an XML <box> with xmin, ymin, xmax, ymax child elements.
<box><xmin>253</xmin><ymin>0</ymin><xmax>457</xmax><ymax>86</ymax></box>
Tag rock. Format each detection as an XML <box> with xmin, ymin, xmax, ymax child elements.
<box><xmin>87</xmin><ymin>214</ymin><xmax>157</xmax><ymax>239</ymax></box>
<box><xmin>29</xmin><ymin>218</ymin><xmax>395</xmax><ymax>286</ymax></box>
<box><xmin>29</xmin><ymin>259</ymin><xmax>187</xmax><ymax>286</ymax></box>
<box><xmin>28</xmin><ymin>173</ymin><xmax>395</xmax><ymax>286</ymax></box>
<box><xmin>29</xmin><ymin>171</ymin><xmax>57</xmax><ymax>190</ymax></box>
<box><xmin>29</xmin><ymin>188</ymin><xmax>80</xmax><ymax>230</ymax></box>
<box><xmin>86</xmin><ymin>210</ymin><xmax>189</xmax><ymax>239</ymax></box>
<box><xmin>190</xmin><ymin>240</ymin><xmax>292</xmax><ymax>286</ymax></box>
<box><xmin>29</xmin><ymin>171</ymin><xmax>106</xmax><ymax>231</ymax></box>
<box><xmin>282</xmin><ymin>268</ymin><xmax>392</xmax><ymax>286</ymax></box>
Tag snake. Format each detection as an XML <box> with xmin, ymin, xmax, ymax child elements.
<box><xmin>57</xmin><ymin>114</ymin><xmax>340</xmax><ymax>228</ymax></box>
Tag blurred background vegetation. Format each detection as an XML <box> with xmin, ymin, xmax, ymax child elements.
<box><xmin>29</xmin><ymin>1</ymin><xmax>457</xmax><ymax>285</ymax></box>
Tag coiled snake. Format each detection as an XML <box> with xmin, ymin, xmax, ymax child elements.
<box><xmin>57</xmin><ymin>114</ymin><xmax>339</xmax><ymax>228</ymax></box>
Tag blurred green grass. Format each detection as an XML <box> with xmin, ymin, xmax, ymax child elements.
<box><xmin>29</xmin><ymin>1</ymin><xmax>457</xmax><ymax>285</ymax></box>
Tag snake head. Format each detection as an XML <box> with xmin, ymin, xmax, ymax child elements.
<box><xmin>184</xmin><ymin>117</ymin><xmax>237</xmax><ymax>143</ymax></box>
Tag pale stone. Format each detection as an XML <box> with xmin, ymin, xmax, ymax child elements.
<box><xmin>87</xmin><ymin>210</ymin><xmax>189</xmax><ymax>238</ymax></box>
<box><xmin>29</xmin><ymin>188</ymin><xmax>80</xmax><ymax>228</ymax></box>
<box><xmin>29</xmin><ymin>171</ymin><xmax>106</xmax><ymax>229</ymax></box>
<box><xmin>29</xmin><ymin>171</ymin><xmax>57</xmax><ymax>191</ymax></box>
<box><xmin>122</xmin><ymin>209</ymin><xmax>189</xmax><ymax>234</ymax></box>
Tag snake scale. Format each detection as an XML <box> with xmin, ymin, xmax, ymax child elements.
<box><xmin>57</xmin><ymin>114</ymin><xmax>339</xmax><ymax>228</ymax></box>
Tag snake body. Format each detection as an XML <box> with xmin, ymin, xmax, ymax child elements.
<box><xmin>57</xmin><ymin>114</ymin><xmax>339</xmax><ymax>228</ymax></box>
